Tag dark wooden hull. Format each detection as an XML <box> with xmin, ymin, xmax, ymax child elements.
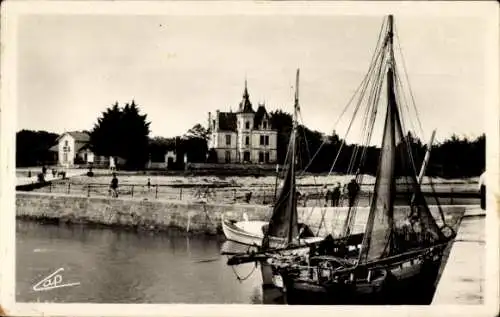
<box><xmin>280</xmin><ymin>247</ymin><xmax>447</xmax><ymax>305</ymax></box>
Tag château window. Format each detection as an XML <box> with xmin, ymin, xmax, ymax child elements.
<box><xmin>65</xmin><ymin>140</ymin><xmax>68</xmax><ymax>146</ymax></box>
<box><xmin>265</xmin><ymin>136</ymin><xmax>269</xmax><ymax>146</ymax></box>
<box><xmin>245</xmin><ymin>121</ymin><xmax>250</xmax><ymax>130</ymax></box>
<box><xmin>225</xmin><ymin>151</ymin><xmax>231</xmax><ymax>163</ymax></box>
<box><xmin>263</xmin><ymin>121</ymin><xmax>267</xmax><ymax>129</ymax></box>
<box><xmin>245</xmin><ymin>136</ymin><xmax>250</xmax><ymax>146</ymax></box>
<box><xmin>243</xmin><ymin>151</ymin><xmax>251</xmax><ymax>162</ymax></box>
<box><xmin>265</xmin><ymin>152</ymin><xmax>270</xmax><ymax>163</ymax></box>
<box><xmin>226</xmin><ymin>135</ymin><xmax>231</xmax><ymax>146</ymax></box>
<box><xmin>259</xmin><ymin>152</ymin><xmax>264</xmax><ymax>163</ymax></box>
<box><xmin>260</xmin><ymin>135</ymin><xmax>264</xmax><ymax>145</ymax></box>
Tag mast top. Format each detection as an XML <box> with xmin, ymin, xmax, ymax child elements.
<box><xmin>294</xmin><ymin>68</ymin><xmax>300</xmax><ymax>112</ymax></box>
<box><xmin>387</xmin><ymin>15</ymin><xmax>394</xmax><ymax>45</ymax></box>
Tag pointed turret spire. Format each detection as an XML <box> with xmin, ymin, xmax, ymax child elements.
<box><xmin>243</xmin><ymin>78</ymin><xmax>249</xmax><ymax>99</ymax></box>
<box><xmin>239</xmin><ymin>77</ymin><xmax>254</xmax><ymax>113</ymax></box>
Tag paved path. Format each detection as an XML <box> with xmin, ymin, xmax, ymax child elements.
<box><xmin>16</xmin><ymin>169</ymin><xmax>86</xmax><ymax>187</ymax></box>
<box><xmin>432</xmin><ymin>207</ymin><xmax>485</xmax><ymax>305</ymax></box>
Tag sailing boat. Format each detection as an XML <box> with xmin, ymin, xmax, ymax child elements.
<box><xmin>221</xmin><ymin>69</ymin><xmax>323</xmax><ymax>249</ymax></box>
<box><xmin>227</xmin><ymin>15</ymin><xmax>465</xmax><ymax>305</ymax></box>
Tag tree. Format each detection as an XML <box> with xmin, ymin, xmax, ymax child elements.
<box><xmin>181</xmin><ymin>124</ymin><xmax>209</xmax><ymax>163</ymax></box>
<box><xmin>90</xmin><ymin>100</ymin><xmax>151</xmax><ymax>170</ymax></box>
<box><xmin>269</xmin><ymin>110</ymin><xmax>293</xmax><ymax>165</ymax></box>
<box><xmin>16</xmin><ymin>130</ymin><xmax>59</xmax><ymax>167</ymax></box>
<box><xmin>184</xmin><ymin>123</ymin><xmax>209</xmax><ymax>140</ymax></box>
<box><xmin>148</xmin><ymin>136</ymin><xmax>174</xmax><ymax>162</ymax></box>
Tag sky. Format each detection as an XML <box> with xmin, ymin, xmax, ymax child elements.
<box><xmin>17</xmin><ymin>13</ymin><xmax>488</xmax><ymax>144</ymax></box>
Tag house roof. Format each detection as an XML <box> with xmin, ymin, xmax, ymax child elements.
<box><xmin>216</xmin><ymin>104</ymin><xmax>271</xmax><ymax>132</ymax></box>
<box><xmin>217</xmin><ymin>112</ymin><xmax>237</xmax><ymax>131</ymax></box>
<box><xmin>56</xmin><ymin>131</ymin><xmax>90</xmax><ymax>142</ymax></box>
<box><xmin>49</xmin><ymin>141</ymin><xmax>91</xmax><ymax>153</ymax></box>
<box><xmin>51</xmin><ymin>132</ymin><xmax>91</xmax><ymax>153</ymax></box>
<box><xmin>67</xmin><ymin>131</ymin><xmax>90</xmax><ymax>142</ymax></box>
<box><xmin>75</xmin><ymin>142</ymin><xmax>91</xmax><ymax>153</ymax></box>
<box><xmin>253</xmin><ymin>104</ymin><xmax>269</xmax><ymax>128</ymax></box>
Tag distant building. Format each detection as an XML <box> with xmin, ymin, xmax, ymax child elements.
<box><xmin>49</xmin><ymin>131</ymin><xmax>110</xmax><ymax>168</ymax></box>
<box><xmin>48</xmin><ymin>131</ymin><xmax>92</xmax><ymax>167</ymax></box>
<box><xmin>165</xmin><ymin>150</ymin><xmax>176</xmax><ymax>168</ymax></box>
<box><xmin>207</xmin><ymin>80</ymin><xmax>278</xmax><ymax>164</ymax></box>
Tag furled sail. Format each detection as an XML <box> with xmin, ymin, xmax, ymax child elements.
<box><xmin>262</xmin><ymin>70</ymin><xmax>300</xmax><ymax>249</ymax></box>
<box><xmin>358</xmin><ymin>36</ymin><xmax>445</xmax><ymax>263</ymax></box>
<box><xmin>359</xmin><ymin>66</ymin><xmax>398</xmax><ymax>262</ymax></box>
<box><xmin>262</xmin><ymin>153</ymin><xmax>298</xmax><ymax>249</ymax></box>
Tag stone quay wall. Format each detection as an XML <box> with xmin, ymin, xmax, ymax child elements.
<box><xmin>15</xmin><ymin>191</ymin><xmax>274</xmax><ymax>235</ymax></box>
<box><xmin>16</xmin><ymin>192</ymin><xmax>468</xmax><ymax>235</ymax></box>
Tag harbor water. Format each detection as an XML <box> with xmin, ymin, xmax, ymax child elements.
<box><xmin>16</xmin><ymin>216</ymin><xmax>484</xmax><ymax>304</ymax></box>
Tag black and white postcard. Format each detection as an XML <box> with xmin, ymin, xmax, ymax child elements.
<box><xmin>1</xmin><ymin>1</ymin><xmax>498</xmax><ymax>316</ymax></box>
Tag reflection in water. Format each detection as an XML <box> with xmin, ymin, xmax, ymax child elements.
<box><xmin>16</xmin><ymin>220</ymin><xmax>274</xmax><ymax>304</ymax></box>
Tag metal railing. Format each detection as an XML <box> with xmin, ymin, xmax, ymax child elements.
<box><xmin>34</xmin><ymin>182</ymin><xmax>365</xmax><ymax>206</ymax></box>
<box><xmin>31</xmin><ymin>180</ymin><xmax>478</xmax><ymax>206</ymax></box>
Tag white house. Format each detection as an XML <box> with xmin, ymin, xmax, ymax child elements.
<box><xmin>49</xmin><ymin>131</ymin><xmax>93</xmax><ymax>167</ymax></box>
<box><xmin>49</xmin><ymin>131</ymin><xmax>115</xmax><ymax>168</ymax></box>
<box><xmin>207</xmin><ymin>80</ymin><xmax>278</xmax><ymax>164</ymax></box>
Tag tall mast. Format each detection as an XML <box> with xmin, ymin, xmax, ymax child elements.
<box><xmin>388</xmin><ymin>15</ymin><xmax>394</xmax><ymax>66</ymax></box>
<box><xmin>287</xmin><ymin>69</ymin><xmax>299</xmax><ymax>244</ymax></box>
<box><xmin>359</xmin><ymin>15</ymin><xmax>398</xmax><ymax>262</ymax></box>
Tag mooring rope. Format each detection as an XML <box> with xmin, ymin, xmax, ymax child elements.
<box><xmin>230</xmin><ymin>261</ymin><xmax>258</xmax><ymax>282</ymax></box>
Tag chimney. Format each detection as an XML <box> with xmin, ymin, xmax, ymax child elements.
<box><xmin>215</xmin><ymin>110</ymin><xmax>220</xmax><ymax>131</ymax></box>
<box><xmin>208</xmin><ymin>112</ymin><xmax>212</xmax><ymax>130</ymax></box>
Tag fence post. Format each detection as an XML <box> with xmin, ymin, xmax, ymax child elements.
<box><xmin>179</xmin><ymin>188</ymin><xmax>183</xmax><ymax>200</ymax></box>
<box><xmin>450</xmin><ymin>187</ymin><xmax>453</xmax><ymax>205</ymax></box>
<box><xmin>233</xmin><ymin>189</ymin><xmax>236</xmax><ymax>201</ymax></box>
<box><xmin>87</xmin><ymin>184</ymin><xmax>91</xmax><ymax>197</ymax></box>
<box><xmin>131</xmin><ymin>185</ymin><xmax>134</xmax><ymax>198</ymax></box>
<box><xmin>49</xmin><ymin>182</ymin><xmax>52</xmax><ymax>193</ymax></box>
<box><xmin>155</xmin><ymin>185</ymin><xmax>158</xmax><ymax>199</ymax></box>
<box><xmin>67</xmin><ymin>182</ymin><xmax>70</xmax><ymax>194</ymax></box>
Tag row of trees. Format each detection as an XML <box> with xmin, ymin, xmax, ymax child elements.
<box><xmin>16</xmin><ymin>130</ymin><xmax>59</xmax><ymax>167</ymax></box>
<box><xmin>268</xmin><ymin>110</ymin><xmax>485</xmax><ymax>178</ymax></box>
<box><xmin>89</xmin><ymin>101</ymin><xmax>211</xmax><ymax>170</ymax></box>
<box><xmin>16</xmin><ymin>101</ymin><xmax>485</xmax><ymax>178</ymax></box>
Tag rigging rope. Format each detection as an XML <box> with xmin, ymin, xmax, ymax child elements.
<box><xmin>298</xmin><ymin>17</ymin><xmax>390</xmax><ymax>177</ymax></box>
<box><xmin>394</xmin><ymin>25</ymin><xmax>426</xmax><ymax>141</ymax></box>
<box><xmin>230</xmin><ymin>261</ymin><xmax>258</xmax><ymax>282</ymax></box>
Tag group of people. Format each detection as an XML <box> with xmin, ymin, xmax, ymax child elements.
<box><xmin>324</xmin><ymin>178</ymin><xmax>360</xmax><ymax>208</ymax></box>
<box><xmin>34</xmin><ymin>166</ymin><xmax>66</xmax><ymax>183</ymax></box>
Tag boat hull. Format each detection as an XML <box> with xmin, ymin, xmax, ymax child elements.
<box><xmin>221</xmin><ymin>218</ymin><xmax>323</xmax><ymax>248</ymax></box>
<box><xmin>278</xmin><ymin>246</ymin><xmax>448</xmax><ymax>305</ymax></box>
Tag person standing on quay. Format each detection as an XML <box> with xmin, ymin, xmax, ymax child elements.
<box><xmin>110</xmin><ymin>173</ymin><xmax>119</xmax><ymax>198</ymax></box>
<box><xmin>479</xmin><ymin>170</ymin><xmax>486</xmax><ymax>210</ymax></box>
<box><xmin>332</xmin><ymin>183</ymin><xmax>341</xmax><ymax>207</ymax></box>
<box><xmin>347</xmin><ymin>178</ymin><xmax>360</xmax><ymax>208</ymax></box>
<box><xmin>325</xmin><ymin>186</ymin><xmax>332</xmax><ymax>207</ymax></box>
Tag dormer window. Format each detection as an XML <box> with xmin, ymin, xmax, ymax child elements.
<box><xmin>263</xmin><ymin>121</ymin><xmax>267</xmax><ymax>129</ymax></box>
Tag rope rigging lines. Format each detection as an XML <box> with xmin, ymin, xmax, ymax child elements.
<box><xmin>270</xmin><ymin>15</ymin><xmax>440</xmax><ymax>242</ymax></box>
